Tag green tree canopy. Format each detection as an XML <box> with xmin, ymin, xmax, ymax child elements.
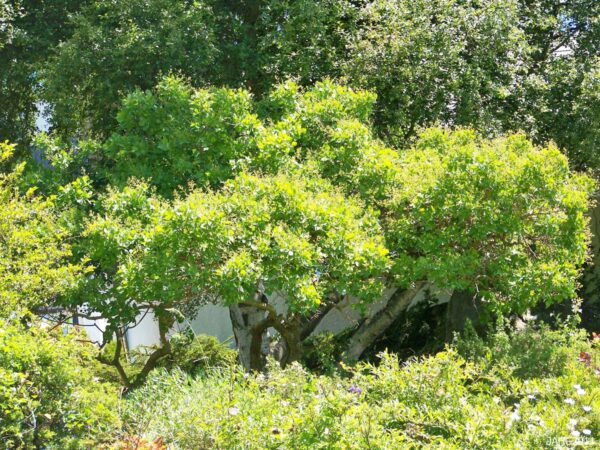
<box><xmin>42</xmin><ymin>79</ymin><xmax>594</xmax><ymax>373</ymax></box>
<box><xmin>42</xmin><ymin>0</ymin><xmax>220</xmax><ymax>138</ymax></box>
<box><xmin>0</xmin><ymin>0</ymin><xmax>90</xmax><ymax>149</ymax></box>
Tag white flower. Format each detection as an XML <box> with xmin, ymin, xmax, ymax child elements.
<box><xmin>583</xmin><ymin>429</ymin><xmax>592</xmax><ymax>436</ymax></box>
<box><xmin>574</xmin><ymin>384</ymin><xmax>582</xmax><ymax>390</ymax></box>
<box><xmin>583</xmin><ymin>406</ymin><xmax>592</xmax><ymax>412</ymax></box>
<box><xmin>569</xmin><ymin>419</ymin><xmax>578</xmax><ymax>427</ymax></box>
<box><xmin>565</xmin><ymin>398</ymin><xmax>576</xmax><ymax>405</ymax></box>
<box><xmin>228</xmin><ymin>407</ymin><xmax>240</xmax><ymax>416</ymax></box>
<box><xmin>492</xmin><ymin>397</ymin><xmax>500</xmax><ymax>404</ymax></box>
<box><xmin>576</xmin><ymin>388</ymin><xmax>586</xmax><ymax>396</ymax></box>
<box><xmin>572</xmin><ymin>430</ymin><xmax>581</xmax><ymax>437</ymax></box>
<box><xmin>527</xmin><ymin>394</ymin><xmax>536</xmax><ymax>400</ymax></box>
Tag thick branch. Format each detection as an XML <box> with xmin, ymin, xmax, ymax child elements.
<box><xmin>342</xmin><ymin>282</ymin><xmax>425</xmax><ymax>363</ymax></box>
<box><xmin>131</xmin><ymin>314</ymin><xmax>173</xmax><ymax>387</ymax></box>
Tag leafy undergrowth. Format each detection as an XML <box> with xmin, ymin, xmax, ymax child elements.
<box><xmin>120</xmin><ymin>324</ymin><xmax>600</xmax><ymax>449</ymax></box>
<box><xmin>0</xmin><ymin>320</ymin><xmax>120</xmax><ymax>449</ymax></box>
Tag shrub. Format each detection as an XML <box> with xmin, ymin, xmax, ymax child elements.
<box><xmin>158</xmin><ymin>332</ymin><xmax>237</xmax><ymax>375</ymax></box>
<box><xmin>455</xmin><ymin>320</ymin><xmax>584</xmax><ymax>379</ymax></box>
<box><xmin>0</xmin><ymin>319</ymin><xmax>120</xmax><ymax>448</ymax></box>
<box><xmin>121</xmin><ymin>324</ymin><xmax>600</xmax><ymax>448</ymax></box>
<box><xmin>301</xmin><ymin>332</ymin><xmax>343</xmax><ymax>375</ymax></box>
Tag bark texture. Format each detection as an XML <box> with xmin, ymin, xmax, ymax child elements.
<box><xmin>229</xmin><ymin>303</ymin><xmax>268</xmax><ymax>371</ymax></box>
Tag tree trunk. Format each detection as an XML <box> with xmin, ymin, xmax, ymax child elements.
<box><xmin>342</xmin><ymin>283</ymin><xmax>425</xmax><ymax>363</ymax></box>
<box><xmin>229</xmin><ymin>303</ymin><xmax>268</xmax><ymax>371</ymax></box>
<box><xmin>278</xmin><ymin>316</ymin><xmax>303</xmax><ymax>368</ymax></box>
<box><xmin>445</xmin><ymin>289</ymin><xmax>482</xmax><ymax>341</ymax></box>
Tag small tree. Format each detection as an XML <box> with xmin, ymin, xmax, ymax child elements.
<box><xmin>43</xmin><ymin>79</ymin><xmax>594</xmax><ymax>375</ymax></box>
<box><xmin>61</xmin><ymin>171</ymin><xmax>388</xmax><ymax>381</ymax></box>
<box><xmin>337</xmin><ymin>129</ymin><xmax>595</xmax><ymax>360</ymax></box>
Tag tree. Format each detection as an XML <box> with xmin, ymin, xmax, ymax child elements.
<box><xmin>59</xmin><ymin>171</ymin><xmax>388</xmax><ymax>384</ymax></box>
<box><xmin>103</xmin><ymin>77</ymin><xmax>262</xmax><ymax>196</ymax></box>
<box><xmin>340</xmin><ymin>129</ymin><xmax>594</xmax><ymax>360</ymax></box>
<box><xmin>507</xmin><ymin>0</ymin><xmax>600</xmax><ymax>170</ymax></box>
<box><xmin>38</xmin><ymin>0</ymin><xmax>600</xmax><ymax>174</ymax></box>
<box><xmin>42</xmin><ymin>0</ymin><xmax>220</xmax><ymax>139</ymax></box>
<box><xmin>0</xmin><ymin>0</ymin><xmax>90</xmax><ymax>149</ymax></box>
<box><xmin>45</xmin><ymin>78</ymin><xmax>593</xmax><ymax>373</ymax></box>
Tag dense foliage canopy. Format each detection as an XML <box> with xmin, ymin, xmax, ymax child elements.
<box><xmin>0</xmin><ymin>141</ymin><xmax>82</xmax><ymax>316</ymax></box>
<box><xmin>26</xmin><ymin>77</ymin><xmax>593</xmax><ymax>377</ymax></box>
<box><xmin>1</xmin><ymin>1</ymin><xmax>599</xmax><ymax>447</ymax></box>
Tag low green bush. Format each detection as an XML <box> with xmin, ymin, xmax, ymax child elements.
<box><xmin>158</xmin><ymin>331</ymin><xmax>237</xmax><ymax>375</ymax></box>
<box><xmin>121</xmin><ymin>324</ymin><xmax>600</xmax><ymax>449</ymax></box>
<box><xmin>455</xmin><ymin>320</ymin><xmax>581</xmax><ymax>379</ymax></box>
<box><xmin>0</xmin><ymin>319</ymin><xmax>120</xmax><ymax>449</ymax></box>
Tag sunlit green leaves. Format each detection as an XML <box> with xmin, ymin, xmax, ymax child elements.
<box><xmin>0</xmin><ymin>141</ymin><xmax>84</xmax><ymax>316</ymax></box>
<box><xmin>385</xmin><ymin>128</ymin><xmax>595</xmax><ymax>312</ymax></box>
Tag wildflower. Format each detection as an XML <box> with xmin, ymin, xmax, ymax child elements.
<box><xmin>574</xmin><ymin>384</ymin><xmax>582</xmax><ymax>390</ymax></box>
<box><xmin>527</xmin><ymin>394</ymin><xmax>536</xmax><ymax>400</ymax></box>
<box><xmin>583</xmin><ymin>406</ymin><xmax>592</xmax><ymax>412</ymax></box>
<box><xmin>572</xmin><ymin>430</ymin><xmax>581</xmax><ymax>437</ymax></box>
<box><xmin>569</xmin><ymin>419</ymin><xmax>578</xmax><ymax>427</ymax></box>
<box><xmin>228</xmin><ymin>407</ymin><xmax>240</xmax><ymax>416</ymax></box>
<box><xmin>348</xmin><ymin>384</ymin><xmax>362</xmax><ymax>395</ymax></box>
<box><xmin>583</xmin><ymin>429</ymin><xmax>592</xmax><ymax>436</ymax></box>
<box><xmin>576</xmin><ymin>387</ymin><xmax>586</xmax><ymax>396</ymax></box>
<box><xmin>564</xmin><ymin>398</ymin><xmax>575</xmax><ymax>405</ymax></box>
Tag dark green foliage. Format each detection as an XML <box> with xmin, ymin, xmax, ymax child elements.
<box><xmin>43</xmin><ymin>0</ymin><xmax>220</xmax><ymax>138</ymax></box>
<box><xmin>0</xmin><ymin>0</ymin><xmax>90</xmax><ymax>148</ymax></box>
<box><xmin>301</xmin><ymin>332</ymin><xmax>348</xmax><ymax>375</ymax></box>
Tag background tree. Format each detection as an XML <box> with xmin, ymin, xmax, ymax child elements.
<box><xmin>0</xmin><ymin>0</ymin><xmax>89</xmax><ymax>149</ymax></box>
<box><xmin>37</xmin><ymin>0</ymin><xmax>600</xmax><ymax>171</ymax></box>
<box><xmin>344</xmin><ymin>0</ymin><xmax>527</xmax><ymax>145</ymax></box>
<box><xmin>42</xmin><ymin>0</ymin><xmax>220</xmax><ymax>139</ymax></box>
